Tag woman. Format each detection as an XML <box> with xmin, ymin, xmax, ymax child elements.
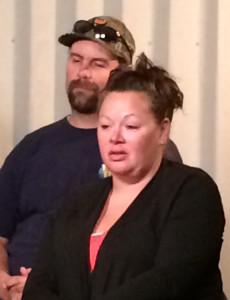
<box><xmin>22</xmin><ymin>53</ymin><xmax>225</xmax><ymax>300</ymax></box>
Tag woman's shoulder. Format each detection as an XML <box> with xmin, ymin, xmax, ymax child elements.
<box><xmin>161</xmin><ymin>159</ymin><xmax>216</xmax><ymax>184</ymax></box>
<box><xmin>155</xmin><ymin>159</ymin><xmax>221</xmax><ymax>205</ymax></box>
<box><xmin>160</xmin><ymin>159</ymin><xmax>225</xmax><ymax>230</ymax></box>
<box><xmin>54</xmin><ymin>178</ymin><xmax>112</xmax><ymax>221</ymax></box>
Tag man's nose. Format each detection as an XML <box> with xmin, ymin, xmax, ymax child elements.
<box><xmin>78</xmin><ymin>62</ymin><xmax>90</xmax><ymax>79</ymax></box>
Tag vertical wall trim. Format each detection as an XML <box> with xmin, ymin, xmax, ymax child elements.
<box><xmin>199</xmin><ymin>0</ymin><xmax>218</xmax><ymax>174</ymax></box>
<box><xmin>13</xmin><ymin>1</ymin><xmax>31</xmax><ymax>144</ymax></box>
<box><xmin>54</xmin><ymin>0</ymin><xmax>77</xmax><ymax>120</ymax></box>
<box><xmin>153</xmin><ymin>0</ymin><xmax>170</xmax><ymax>67</ymax></box>
<box><xmin>103</xmin><ymin>0</ymin><xmax>122</xmax><ymax>19</ymax></box>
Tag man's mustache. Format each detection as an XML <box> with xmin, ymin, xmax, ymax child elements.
<box><xmin>68</xmin><ymin>79</ymin><xmax>99</xmax><ymax>92</ymax></box>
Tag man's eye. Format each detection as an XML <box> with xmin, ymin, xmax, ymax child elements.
<box><xmin>94</xmin><ymin>62</ymin><xmax>106</xmax><ymax>68</ymax></box>
<box><xmin>72</xmin><ymin>59</ymin><xmax>80</xmax><ymax>63</ymax></box>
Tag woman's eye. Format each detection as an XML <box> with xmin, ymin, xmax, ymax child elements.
<box><xmin>100</xmin><ymin>124</ymin><xmax>109</xmax><ymax>129</ymax></box>
<box><xmin>125</xmin><ymin>125</ymin><xmax>138</xmax><ymax>130</ymax></box>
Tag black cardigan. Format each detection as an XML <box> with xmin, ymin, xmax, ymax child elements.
<box><xmin>22</xmin><ymin>160</ymin><xmax>225</xmax><ymax>300</ymax></box>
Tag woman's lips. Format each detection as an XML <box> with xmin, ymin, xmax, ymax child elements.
<box><xmin>108</xmin><ymin>151</ymin><xmax>127</xmax><ymax>161</ymax></box>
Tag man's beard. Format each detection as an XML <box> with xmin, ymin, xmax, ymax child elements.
<box><xmin>67</xmin><ymin>79</ymin><xmax>100</xmax><ymax>114</ymax></box>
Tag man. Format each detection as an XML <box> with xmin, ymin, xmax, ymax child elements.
<box><xmin>0</xmin><ymin>16</ymin><xmax>181</xmax><ymax>299</ymax></box>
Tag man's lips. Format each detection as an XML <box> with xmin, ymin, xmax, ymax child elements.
<box><xmin>68</xmin><ymin>79</ymin><xmax>98</xmax><ymax>92</ymax></box>
<box><xmin>73</xmin><ymin>87</ymin><xmax>94</xmax><ymax>94</ymax></box>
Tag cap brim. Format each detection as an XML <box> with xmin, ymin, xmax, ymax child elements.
<box><xmin>58</xmin><ymin>32</ymin><xmax>129</xmax><ymax>63</ymax></box>
<box><xmin>58</xmin><ymin>33</ymin><xmax>102</xmax><ymax>47</ymax></box>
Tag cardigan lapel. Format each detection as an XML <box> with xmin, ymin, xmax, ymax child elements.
<box><xmin>60</xmin><ymin>178</ymin><xmax>112</xmax><ymax>296</ymax></box>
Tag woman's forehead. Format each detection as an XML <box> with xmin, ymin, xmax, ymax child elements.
<box><xmin>99</xmin><ymin>91</ymin><xmax>153</xmax><ymax>116</ymax></box>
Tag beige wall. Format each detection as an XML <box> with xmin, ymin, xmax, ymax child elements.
<box><xmin>0</xmin><ymin>0</ymin><xmax>229</xmax><ymax>295</ymax></box>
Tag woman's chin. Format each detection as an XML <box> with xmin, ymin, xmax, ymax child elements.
<box><xmin>107</xmin><ymin>164</ymin><xmax>130</xmax><ymax>177</ymax></box>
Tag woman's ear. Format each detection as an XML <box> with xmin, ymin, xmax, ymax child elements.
<box><xmin>159</xmin><ymin>118</ymin><xmax>170</xmax><ymax>145</ymax></box>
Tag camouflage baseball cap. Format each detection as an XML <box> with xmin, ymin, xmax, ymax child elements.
<box><xmin>58</xmin><ymin>16</ymin><xmax>135</xmax><ymax>65</ymax></box>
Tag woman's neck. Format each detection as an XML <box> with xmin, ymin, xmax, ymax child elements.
<box><xmin>93</xmin><ymin>160</ymin><xmax>162</xmax><ymax>234</ymax></box>
<box><xmin>111</xmin><ymin>158</ymin><xmax>162</xmax><ymax>197</ymax></box>
<box><xmin>111</xmin><ymin>174</ymin><xmax>152</xmax><ymax>202</ymax></box>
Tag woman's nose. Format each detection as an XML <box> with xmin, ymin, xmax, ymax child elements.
<box><xmin>110</xmin><ymin>126</ymin><xmax>125</xmax><ymax>144</ymax></box>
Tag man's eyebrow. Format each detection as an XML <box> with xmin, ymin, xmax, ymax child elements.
<box><xmin>69</xmin><ymin>53</ymin><xmax>110</xmax><ymax>64</ymax></box>
<box><xmin>69</xmin><ymin>53</ymin><xmax>83</xmax><ymax>59</ymax></box>
<box><xmin>91</xmin><ymin>57</ymin><xmax>109</xmax><ymax>64</ymax></box>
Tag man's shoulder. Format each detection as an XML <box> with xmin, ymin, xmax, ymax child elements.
<box><xmin>164</xmin><ymin>139</ymin><xmax>182</xmax><ymax>163</ymax></box>
<box><xmin>25</xmin><ymin>118</ymin><xmax>68</xmax><ymax>141</ymax></box>
<box><xmin>1</xmin><ymin>118</ymin><xmax>68</xmax><ymax>165</ymax></box>
<box><xmin>16</xmin><ymin>118</ymin><xmax>69</xmax><ymax>150</ymax></box>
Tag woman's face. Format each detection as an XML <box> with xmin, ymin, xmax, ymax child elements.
<box><xmin>97</xmin><ymin>91</ymin><xmax>169</xmax><ymax>181</ymax></box>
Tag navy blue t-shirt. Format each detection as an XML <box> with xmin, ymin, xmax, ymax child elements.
<box><xmin>0</xmin><ymin>117</ymin><xmax>102</xmax><ymax>274</ymax></box>
<box><xmin>0</xmin><ymin>117</ymin><xmax>182</xmax><ymax>275</ymax></box>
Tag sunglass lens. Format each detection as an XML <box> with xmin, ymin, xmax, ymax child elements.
<box><xmin>73</xmin><ymin>20</ymin><xmax>92</xmax><ymax>33</ymax></box>
<box><xmin>94</xmin><ymin>25</ymin><xmax>117</xmax><ymax>42</ymax></box>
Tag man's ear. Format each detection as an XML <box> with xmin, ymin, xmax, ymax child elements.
<box><xmin>159</xmin><ymin>118</ymin><xmax>170</xmax><ymax>145</ymax></box>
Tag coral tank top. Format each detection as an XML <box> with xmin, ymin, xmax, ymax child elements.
<box><xmin>89</xmin><ymin>232</ymin><xmax>107</xmax><ymax>271</ymax></box>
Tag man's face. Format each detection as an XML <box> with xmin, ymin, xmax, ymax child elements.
<box><xmin>66</xmin><ymin>40</ymin><xmax>119</xmax><ymax>114</ymax></box>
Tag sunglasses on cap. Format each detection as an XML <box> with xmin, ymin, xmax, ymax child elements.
<box><xmin>73</xmin><ymin>20</ymin><xmax>130</xmax><ymax>55</ymax></box>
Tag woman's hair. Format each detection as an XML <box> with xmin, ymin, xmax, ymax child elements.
<box><xmin>101</xmin><ymin>53</ymin><xmax>183</xmax><ymax>122</ymax></box>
